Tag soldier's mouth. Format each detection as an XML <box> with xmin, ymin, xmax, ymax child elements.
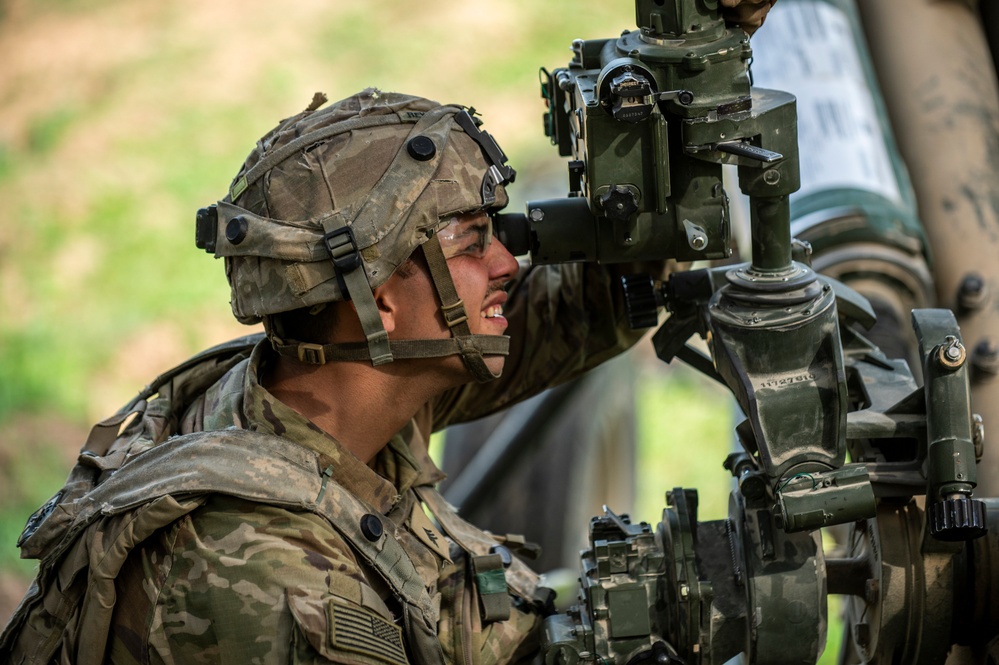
<box><xmin>482</xmin><ymin>305</ymin><xmax>504</xmax><ymax>319</ymax></box>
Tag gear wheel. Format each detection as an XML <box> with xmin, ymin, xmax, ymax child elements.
<box><xmin>929</xmin><ymin>496</ymin><xmax>988</xmax><ymax>541</ymax></box>
<box><xmin>621</xmin><ymin>274</ymin><xmax>661</xmax><ymax>330</ymax></box>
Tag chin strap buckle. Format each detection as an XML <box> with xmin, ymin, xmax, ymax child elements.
<box><xmin>297</xmin><ymin>343</ymin><xmax>328</xmax><ymax>365</ymax></box>
<box><xmin>324</xmin><ymin>226</ymin><xmax>362</xmax><ymax>298</ymax></box>
<box><xmin>441</xmin><ymin>299</ymin><xmax>469</xmax><ymax>328</ymax></box>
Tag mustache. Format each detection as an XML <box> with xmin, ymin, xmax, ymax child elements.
<box><xmin>487</xmin><ymin>281</ymin><xmax>510</xmax><ymax>297</ymax></box>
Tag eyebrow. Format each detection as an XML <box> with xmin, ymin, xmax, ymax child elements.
<box><xmin>453</xmin><ymin>219</ymin><xmax>490</xmax><ymax>239</ymax></box>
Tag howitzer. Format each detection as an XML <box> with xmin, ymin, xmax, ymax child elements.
<box><xmin>494</xmin><ymin>0</ymin><xmax>999</xmax><ymax>662</ymax></box>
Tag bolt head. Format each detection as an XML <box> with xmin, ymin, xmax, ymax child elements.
<box><xmin>938</xmin><ymin>340</ymin><xmax>967</xmax><ymax>369</ymax></box>
<box><xmin>958</xmin><ymin>273</ymin><xmax>988</xmax><ymax>311</ymax></box>
<box><xmin>972</xmin><ymin>339</ymin><xmax>999</xmax><ymax>378</ymax></box>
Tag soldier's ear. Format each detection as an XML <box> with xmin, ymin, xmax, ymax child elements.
<box><xmin>371</xmin><ymin>282</ymin><xmax>398</xmax><ymax>334</ymax></box>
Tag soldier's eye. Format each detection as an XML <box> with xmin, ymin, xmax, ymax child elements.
<box><xmin>439</xmin><ymin>215</ymin><xmax>493</xmax><ymax>260</ymax></box>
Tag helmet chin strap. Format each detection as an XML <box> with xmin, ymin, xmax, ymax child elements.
<box><xmin>266</xmin><ymin>105</ymin><xmax>516</xmax><ymax>382</ymax></box>
<box><xmin>417</xmin><ymin>232</ymin><xmax>507</xmax><ymax>383</ymax></box>
<box><xmin>269</xmin><ymin>232</ymin><xmax>509</xmax><ymax>383</ymax></box>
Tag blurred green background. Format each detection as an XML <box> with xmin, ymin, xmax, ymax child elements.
<box><xmin>0</xmin><ymin>0</ymin><xmax>839</xmax><ymax>659</ymax></box>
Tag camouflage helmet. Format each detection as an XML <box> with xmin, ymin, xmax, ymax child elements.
<box><xmin>196</xmin><ymin>89</ymin><xmax>516</xmax><ymax>381</ymax></box>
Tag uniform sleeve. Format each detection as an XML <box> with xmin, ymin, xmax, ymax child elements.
<box><xmin>431</xmin><ymin>262</ymin><xmax>656</xmax><ymax>428</ymax></box>
<box><xmin>109</xmin><ymin>495</ymin><xmax>402</xmax><ymax>665</ymax></box>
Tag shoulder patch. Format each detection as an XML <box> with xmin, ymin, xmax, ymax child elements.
<box><xmin>409</xmin><ymin>501</ymin><xmax>452</xmax><ymax>563</ymax></box>
<box><xmin>328</xmin><ymin>597</ymin><xmax>408</xmax><ymax>665</ymax></box>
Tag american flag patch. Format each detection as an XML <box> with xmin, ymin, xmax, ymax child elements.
<box><xmin>328</xmin><ymin>599</ymin><xmax>408</xmax><ymax>665</ymax></box>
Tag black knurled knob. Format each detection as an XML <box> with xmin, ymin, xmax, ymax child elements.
<box><xmin>622</xmin><ymin>274</ymin><xmax>660</xmax><ymax>330</ymax></box>
<box><xmin>598</xmin><ymin>185</ymin><xmax>639</xmax><ymax>223</ymax></box>
<box><xmin>929</xmin><ymin>497</ymin><xmax>988</xmax><ymax>541</ymax></box>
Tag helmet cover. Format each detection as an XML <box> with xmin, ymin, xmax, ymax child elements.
<box><xmin>210</xmin><ymin>88</ymin><xmax>511</xmax><ymax>324</ymax></box>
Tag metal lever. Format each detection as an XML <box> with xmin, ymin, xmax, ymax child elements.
<box><xmin>652</xmin><ymin>89</ymin><xmax>695</xmax><ymax>105</ymax></box>
<box><xmin>716</xmin><ymin>140</ymin><xmax>783</xmax><ymax>163</ymax></box>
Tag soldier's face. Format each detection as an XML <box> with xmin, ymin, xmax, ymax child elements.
<box><xmin>378</xmin><ymin>211</ymin><xmax>519</xmax><ymax>378</ymax></box>
<box><xmin>437</xmin><ymin>211</ymin><xmax>519</xmax><ymax>338</ymax></box>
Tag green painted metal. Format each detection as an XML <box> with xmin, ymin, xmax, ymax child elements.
<box><xmin>530</xmin><ymin>0</ymin><xmax>999</xmax><ymax>662</ymax></box>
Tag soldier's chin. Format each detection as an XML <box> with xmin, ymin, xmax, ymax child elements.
<box><xmin>484</xmin><ymin>355</ymin><xmax>506</xmax><ymax>377</ymax></box>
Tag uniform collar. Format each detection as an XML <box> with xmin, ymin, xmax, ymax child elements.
<box><xmin>219</xmin><ymin>341</ymin><xmax>445</xmax><ymax>513</ymax></box>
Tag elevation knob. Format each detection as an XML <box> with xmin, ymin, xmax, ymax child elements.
<box><xmin>598</xmin><ymin>185</ymin><xmax>639</xmax><ymax>223</ymax></box>
<box><xmin>929</xmin><ymin>496</ymin><xmax>988</xmax><ymax>541</ymax></box>
<box><xmin>621</xmin><ymin>273</ymin><xmax>661</xmax><ymax>330</ymax></box>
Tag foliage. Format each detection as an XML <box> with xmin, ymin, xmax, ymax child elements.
<box><xmin>0</xmin><ymin>429</ymin><xmax>76</xmax><ymax>576</ymax></box>
<box><xmin>636</xmin><ymin>363</ymin><xmax>733</xmax><ymax>522</ymax></box>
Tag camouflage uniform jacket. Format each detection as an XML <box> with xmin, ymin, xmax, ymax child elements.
<box><xmin>3</xmin><ymin>261</ymin><xmax>648</xmax><ymax>665</ymax></box>
<box><xmin>105</xmin><ymin>341</ymin><xmax>543</xmax><ymax>665</ymax></box>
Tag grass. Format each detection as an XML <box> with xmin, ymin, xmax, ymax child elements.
<box><xmin>635</xmin><ymin>361</ymin><xmax>734</xmax><ymax>523</ymax></box>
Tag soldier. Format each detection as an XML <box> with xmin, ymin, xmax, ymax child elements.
<box><xmin>108</xmin><ymin>88</ymin><xmax>647</xmax><ymax>665</ymax></box>
<box><xmin>45</xmin><ymin>87</ymin><xmax>641</xmax><ymax>665</ymax></box>
<box><xmin>0</xmin><ymin>5</ymin><xmax>775</xmax><ymax>664</ymax></box>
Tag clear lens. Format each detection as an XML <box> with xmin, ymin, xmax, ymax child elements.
<box><xmin>437</xmin><ymin>212</ymin><xmax>493</xmax><ymax>260</ymax></box>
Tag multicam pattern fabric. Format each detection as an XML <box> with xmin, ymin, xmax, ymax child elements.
<box><xmin>216</xmin><ymin>89</ymin><xmax>512</xmax><ymax>324</ymax></box>
<box><xmin>97</xmin><ymin>258</ymin><xmax>648</xmax><ymax>665</ymax></box>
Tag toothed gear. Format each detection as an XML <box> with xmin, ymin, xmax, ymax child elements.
<box><xmin>929</xmin><ymin>496</ymin><xmax>988</xmax><ymax>541</ymax></box>
<box><xmin>622</xmin><ymin>274</ymin><xmax>659</xmax><ymax>330</ymax></box>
